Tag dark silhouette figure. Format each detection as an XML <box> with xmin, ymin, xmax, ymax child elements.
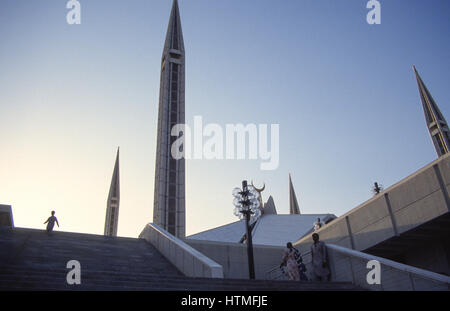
<box><xmin>298</xmin><ymin>257</ymin><xmax>308</xmax><ymax>281</ymax></box>
<box><xmin>44</xmin><ymin>211</ymin><xmax>59</xmax><ymax>234</ymax></box>
<box><xmin>373</xmin><ymin>182</ymin><xmax>383</xmax><ymax>195</ymax></box>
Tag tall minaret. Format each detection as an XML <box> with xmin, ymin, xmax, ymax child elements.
<box><xmin>153</xmin><ymin>0</ymin><xmax>186</xmax><ymax>238</ymax></box>
<box><xmin>413</xmin><ymin>66</ymin><xmax>450</xmax><ymax>157</ymax></box>
<box><xmin>289</xmin><ymin>174</ymin><xmax>301</xmax><ymax>215</ymax></box>
<box><xmin>104</xmin><ymin>147</ymin><xmax>120</xmax><ymax>236</ymax></box>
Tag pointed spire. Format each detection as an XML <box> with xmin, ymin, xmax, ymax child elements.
<box><xmin>109</xmin><ymin>147</ymin><xmax>120</xmax><ymax>199</ymax></box>
<box><xmin>104</xmin><ymin>147</ymin><xmax>120</xmax><ymax>236</ymax></box>
<box><xmin>289</xmin><ymin>174</ymin><xmax>301</xmax><ymax>215</ymax></box>
<box><xmin>263</xmin><ymin>195</ymin><xmax>278</xmax><ymax>215</ymax></box>
<box><xmin>413</xmin><ymin>66</ymin><xmax>450</xmax><ymax>157</ymax></box>
<box><xmin>163</xmin><ymin>0</ymin><xmax>184</xmax><ymax>53</ymax></box>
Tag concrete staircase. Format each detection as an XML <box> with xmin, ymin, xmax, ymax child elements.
<box><xmin>0</xmin><ymin>227</ymin><xmax>359</xmax><ymax>291</ymax></box>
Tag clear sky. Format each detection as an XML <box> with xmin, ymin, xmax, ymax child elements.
<box><xmin>1</xmin><ymin>0</ymin><xmax>449</xmax><ymax>238</ymax></box>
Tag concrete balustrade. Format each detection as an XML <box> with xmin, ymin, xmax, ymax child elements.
<box><xmin>139</xmin><ymin>223</ymin><xmax>224</xmax><ymax>278</ymax></box>
<box><xmin>0</xmin><ymin>205</ymin><xmax>14</xmax><ymax>227</ymax></box>
<box><xmin>270</xmin><ymin>243</ymin><xmax>450</xmax><ymax>290</ymax></box>
<box><xmin>185</xmin><ymin>239</ymin><xmax>285</xmax><ymax>280</ymax></box>
<box><xmin>323</xmin><ymin>244</ymin><xmax>450</xmax><ymax>291</ymax></box>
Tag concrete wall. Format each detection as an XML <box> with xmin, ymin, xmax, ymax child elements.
<box><xmin>139</xmin><ymin>223</ymin><xmax>223</xmax><ymax>278</ymax></box>
<box><xmin>294</xmin><ymin>154</ymin><xmax>450</xmax><ymax>260</ymax></box>
<box><xmin>389</xmin><ymin>158</ymin><xmax>449</xmax><ymax>235</ymax></box>
<box><xmin>321</xmin><ymin>244</ymin><xmax>450</xmax><ymax>291</ymax></box>
<box><xmin>185</xmin><ymin>239</ymin><xmax>285</xmax><ymax>280</ymax></box>
<box><xmin>293</xmin><ymin>217</ymin><xmax>352</xmax><ymax>256</ymax></box>
<box><xmin>0</xmin><ymin>205</ymin><xmax>13</xmax><ymax>227</ymax></box>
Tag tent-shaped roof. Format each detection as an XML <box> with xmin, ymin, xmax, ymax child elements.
<box><xmin>186</xmin><ymin>213</ymin><xmax>336</xmax><ymax>246</ymax></box>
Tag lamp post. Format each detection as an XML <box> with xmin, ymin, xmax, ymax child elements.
<box><xmin>233</xmin><ymin>180</ymin><xmax>261</xmax><ymax>280</ymax></box>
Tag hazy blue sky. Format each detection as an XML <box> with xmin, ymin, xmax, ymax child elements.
<box><xmin>1</xmin><ymin>0</ymin><xmax>449</xmax><ymax>237</ymax></box>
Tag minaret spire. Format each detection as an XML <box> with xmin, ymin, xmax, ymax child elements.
<box><xmin>413</xmin><ymin>66</ymin><xmax>450</xmax><ymax>157</ymax></box>
<box><xmin>289</xmin><ymin>174</ymin><xmax>301</xmax><ymax>215</ymax></box>
<box><xmin>163</xmin><ymin>0</ymin><xmax>184</xmax><ymax>53</ymax></box>
<box><xmin>104</xmin><ymin>147</ymin><xmax>120</xmax><ymax>236</ymax></box>
<box><xmin>153</xmin><ymin>0</ymin><xmax>186</xmax><ymax>238</ymax></box>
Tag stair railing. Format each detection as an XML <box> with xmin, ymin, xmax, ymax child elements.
<box><xmin>326</xmin><ymin>243</ymin><xmax>450</xmax><ymax>291</ymax></box>
<box><xmin>139</xmin><ymin>223</ymin><xmax>224</xmax><ymax>279</ymax></box>
<box><xmin>265</xmin><ymin>244</ymin><xmax>450</xmax><ymax>290</ymax></box>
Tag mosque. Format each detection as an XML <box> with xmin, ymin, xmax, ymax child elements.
<box><xmin>139</xmin><ymin>0</ymin><xmax>450</xmax><ymax>289</ymax></box>
<box><xmin>1</xmin><ymin>0</ymin><xmax>449</xmax><ymax>291</ymax></box>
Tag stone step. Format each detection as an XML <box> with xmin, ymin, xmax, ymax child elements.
<box><xmin>0</xmin><ymin>279</ymin><xmax>356</xmax><ymax>291</ymax></box>
<box><xmin>0</xmin><ymin>268</ymin><xmax>357</xmax><ymax>291</ymax></box>
<box><xmin>0</xmin><ymin>265</ymin><xmax>356</xmax><ymax>286</ymax></box>
<box><xmin>0</xmin><ymin>277</ymin><xmax>358</xmax><ymax>292</ymax></box>
<box><xmin>0</xmin><ymin>271</ymin><xmax>354</xmax><ymax>286</ymax></box>
<box><xmin>0</xmin><ymin>277</ymin><xmax>358</xmax><ymax>291</ymax></box>
<box><xmin>0</xmin><ymin>227</ymin><xmax>184</xmax><ymax>279</ymax></box>
<box><xmin>0</xmin><ymin>227</ymin><xmax>361</xmax><ymax>291</ymax></box>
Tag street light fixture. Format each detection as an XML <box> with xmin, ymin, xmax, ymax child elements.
<box><xmin>232</xmin><ymin>180</ymin><xmax>261</xmax><ymax>279</ymax></box>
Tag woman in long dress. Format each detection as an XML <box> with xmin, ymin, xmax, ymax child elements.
<box><xmin>280</xmin><ymin>242</ymin><xmax>300</xmax><ymax>281</ymax></box>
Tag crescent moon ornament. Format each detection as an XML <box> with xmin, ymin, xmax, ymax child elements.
<box><xmin>251</xmin><ymin>181</ymin><xmax>265</xmax><ymax>193</ymax></box>
<box><xmin>251</xmin><ymin>181</ymin><xmax>265</xmax><ymax>215</ymax></box>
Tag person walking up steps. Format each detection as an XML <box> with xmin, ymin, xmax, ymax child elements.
<box><xmin>44</xmin><ymin>211</ymin><xmax>59</xmax><ymax>234</ymax></box>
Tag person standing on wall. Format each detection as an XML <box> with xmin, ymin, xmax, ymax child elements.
<box><xmin>314</xmin><ymin>218</ymin><xmax>324</xmax><ymax>231</ymax></box>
